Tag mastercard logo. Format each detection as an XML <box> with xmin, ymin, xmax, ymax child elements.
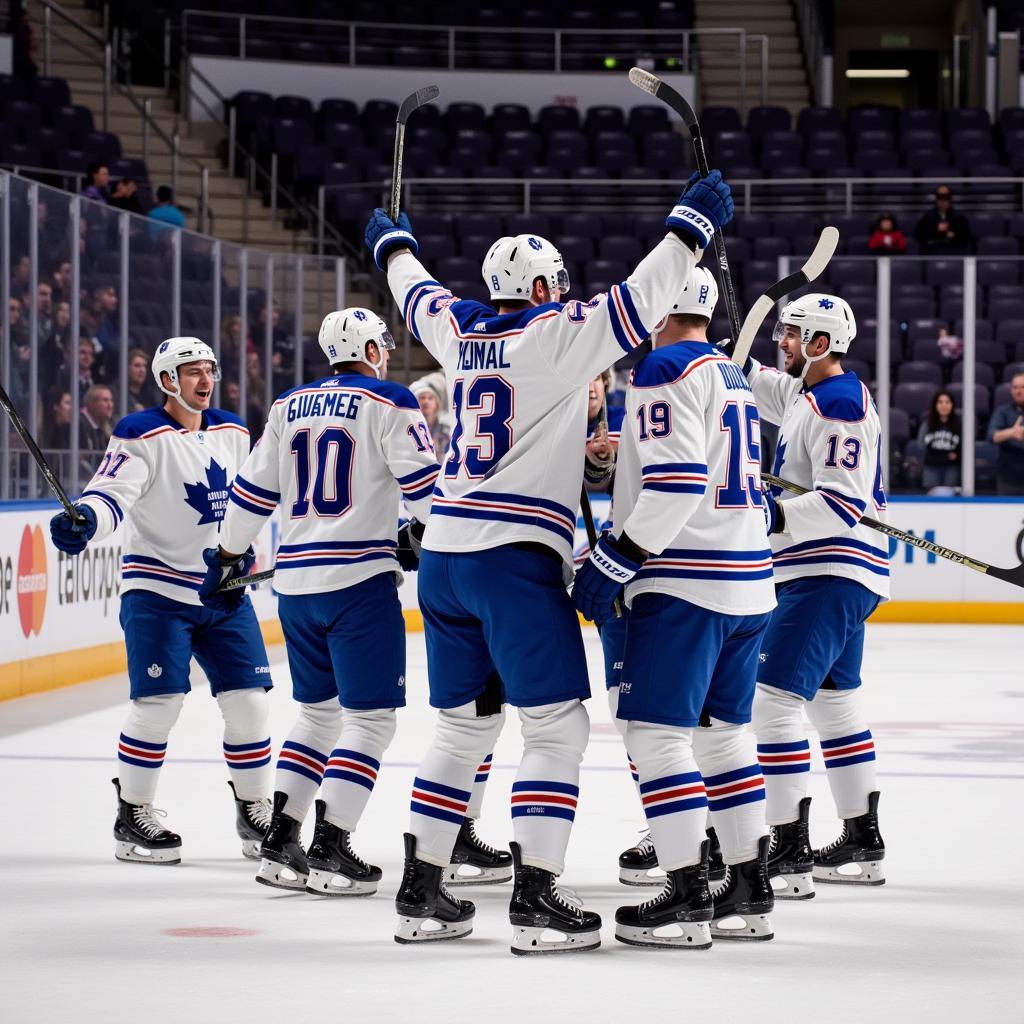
<box><xmin>17</xmin><ymin>524</ymin><xmax>48</xmax><ymax>638</ymax></box>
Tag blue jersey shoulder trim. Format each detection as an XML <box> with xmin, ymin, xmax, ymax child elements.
<box><xmin>204</xmin><ymin>408</ymin><xmax>247</xmax><ymax>429</ymax></box>
<box><xmin>112</xmin><ymin>407</ymin><xmax>175</xmax><ymax>439</ymax></box>
<box><xmin>450</xmin><ymin>300</ymin><xmax>559</xmax><ymax>336</ymax></box>
<box><xmin>632</xmin><ymin>340</ymin><xmax>720</xmax><ymax>388</ymax></box>
<box><xmin>804</xmin><ymin>372</ymin><xmax>868</xmax><ymax>422</ymax></box>
<box><xmin>351</xmin><ymin>376</ymin><xmax>420</xmax><ymax>410</ymax></box>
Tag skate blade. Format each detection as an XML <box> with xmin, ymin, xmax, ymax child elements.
<box><xmin>255</xmin><ymin>858</ymin><xmax>308</xmax><ymax>891</ymax></box>
<box><xmin>305</xmin><ymin>867</ymin><xmax>378</xmax><ymax>897</ymax></box>
<box><xmin>770</xmin><ymin>871</ymin><xmax>816</xmax><ymax>900</ymax></box>
<box><xmin>445</xmin><ymin>863</ymin><xmax>513</xmax><ymax>887</ymax></box>
<box><xmin>115</xmin><ymin>840</ymin><xmax>181</xmax><ymax>865</ymax></box>
<box><xmin>614</xmin><ymin>921</ymin><xmax>711</xmax><ymax>950</ymax></box>
<box><xmin>618</xmin><ymin>866</ymin><xmax>666</xmax><ymax>887</ymax></box>
<box><xmin>710</xmin><ymin>913</ymin><xmax>774</xmax><ymax>941</ymax></box>
<box><xmin>240</xmin><ymin>839</ymin><xmax>262</xmax><ymax>861</ymax></box>
<box><xmin>511</xmin><ymin>925</ymin><xmax>601</xmax><ymax>956</ymax></box>
<box><xmin>394</xmin><ymin>913</ymin><xmax>474</xmax><ymax>943</ymax></box>
<box><xmin>813</xmin><ymin>861</ymin><xmax>885</xmax><ymax>886</ymax></box>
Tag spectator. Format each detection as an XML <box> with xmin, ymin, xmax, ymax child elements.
<box><xmin>918</xmin><ymin>390</ymin><xmax>961</xmax><ymax>492</ymax></box>
<box><xmin>109</xmin><ymin>177</ymin><xmax>144</xmax><ymax>215</ymax></box>
<box><xmin>8</xmin><ymin>296</ymin><xmax>29</xmax><ymax>348</ymax></box>
<box><xmin>585</xmin><ymin>371</ymin><xmax>618</xmax><ymax>494</ymax></box>
<box><xmin>987</xmin><ymin>372</ymin><xmax>1024</xmax><ymax>495</ymax></box>
<box><xmin>80</xmin><ymin>384</ymin><xmax>114</xmax><ymax>450</ymax></box>
<box><xmin>148</xmin><ymin>185</ymin><xmax>186</xmax><ymax>237</ymax></box>
<box><xmin>868</xmin><ymin>211</ymin><xmax>907</xmax><ymax>254</ymax></box>
<box><xmin>51</xmin><ymin>261</ymin><xmax>73</xmax><ymax>306</ymax></box>
<box><xmin>77</xmin><ymin>336</ymin><xmax>99</xmax><ymax>402</ymax></box>
<box><xmin>42</xmin><ymin>388</ymin><xmax>72</xmax><ymax>451</ymax></box>
<box><xmin>36</xmin><ymin>281</ymin><xmax>55</xmax><ymax>339</ymax></box>
<box><xmin>126</xmin><ymin>347</ymin><xmax>159</xmax><ymax>411</ymax></box>
<box><xmin>91</xmin><ymin>284</ymin><xmax>121</xmax><ymax>365</ymax></box>
<box><xmin>409</xmin><ymin>373</ymin><xmax>452</xmax><ymax>463</ymax></box>
<box><xmin>11</xmin><ymin>255</ymin><xmax>31</xmax><ymax>302</ymax></box>
<box><xmin>81</xmin><ymin>162</ymin><xmax>110</xmax><ymax>204</ymax></box>
<box><xmin>40</xmin><ymin>300</ymin><xmax>74</xmax><ymax>394</ymax></box>
<box><xmin>220</xmin><ymin>313</ymin><xmax>255</xmax><ymax>374</ymax></box>
<box><xmin>914</xmin><ymin>185</ymin><xmax>972</xmax><ymax>255</ymax></box>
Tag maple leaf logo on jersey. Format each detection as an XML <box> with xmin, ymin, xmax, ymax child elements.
<box><xmin>183</xmin><ymin>459</ymin><xmax>230</xmax><ymax>526</ymax></box>
<box><xmin>770</xmin><ymin>440</ymin><xmax>788</xmax><ymax>499</ymax></box>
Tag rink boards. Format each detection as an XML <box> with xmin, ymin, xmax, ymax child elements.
<box><xmin>2</xmin><ymin>495</ymin><xmax>1022</xmax><ymax>700</ymax></box>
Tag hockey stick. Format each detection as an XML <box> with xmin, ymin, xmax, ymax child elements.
<box><xmin>0</xmin><ymin>380</ymin><xmax>85</xmax><ymax>522</ymax></box>
<box><xmin>730</xmin><ymin>226</ymin><xmax>840</xmax><ymax>369</ymax></box>
<box><xmin>221</xmin><ymin>567</ymin><xmax>275</xmax><ymax>592</ymax></box>
<box><xmin>628</xmin><ymin>67</ymin><xmax>742</xmax><ymax>346</ymax></box>
<box><xmin>390</xmin><ymin>85</ymin><xmax>440</xmax><ymax>220</ymax></box>
<box><xmin>764</xmin><ymin>472</ymin><xmax>1024</xmax><ymax>590</ymax></box>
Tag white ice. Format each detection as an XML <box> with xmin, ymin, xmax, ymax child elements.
<box><xmin>2</xmin><ymin>624</ymin><xmax>1022</xmax><ymax>1023</ymax></box>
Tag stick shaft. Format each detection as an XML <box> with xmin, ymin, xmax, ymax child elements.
<box><xmin>389</xmin><ymin>123</ymin><xmax>406</xmax><ymax>221</ymax></box>
<box><xmin>221</xmin><ymin>568</ymin><xmax>275</xmax><ymax>591</ymax></box>
<box><xmin>0</xmin><ymin>381</ymin><xmax>83</xmax><ymax>521</ymax></box>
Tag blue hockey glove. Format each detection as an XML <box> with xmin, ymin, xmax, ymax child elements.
<box><xmin>364</xmin><ymin>208</ymin><xmax>418</xmax><ymax>271</ymax></box>
<box><xmin>49</xmin><ymin>504</ymin><xmax>97</xmax><ymax>555</ymax></box>
<box><xmin>666</xmin><ymin>169</ymin><xmax>734</xmax><ymax>250</ymax></box>
<box><xmin>396</xmin><ymin>517</ymin><xmax>425</xmax><ymax>572</ymax></box>
<box><xmin>762</xmin><ymin>490</ymin><xmax>785</xmax><ymax>535</ymax></box>
<box><xmin>199</xmin><ymin>546</ymin><xmax>256</xmax><ymax>610</ymax></box>
<box><xmin>572</xmin><ymin>532</ymin><xmax>646</xmax><ymax>625</ymax></box>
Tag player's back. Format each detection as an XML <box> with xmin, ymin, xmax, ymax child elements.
<box><xmin>232</xmin><ymin>373</ymin><xmax>439</xmax><ymax>595</ymax></box>
<box><xmin>615</xmin><ymin>341</ymin><xmax>776</xmax><ymax>616</ymax></box>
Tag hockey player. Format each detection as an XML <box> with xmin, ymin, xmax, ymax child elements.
<box><xmin>748</xmin><ymin>294</ymin><xmax>888</xmax><ymax>896</ymax></box>
<box><xmin>200</xmin><ymin>308</ymin><xmax>441</xmax><ymax>895</ymax></box>
<box><xmin>573</xmin><ymin>265</ymin><xmax>777</xmax><ymax>948</ymax></box>
<box><xmin>364</xmin><ymin>168</ymin><xmax>734</xmax><ymax>954</ymax></box>
<box><xmin>49</xmin><ymin>338</ymin><xmax>273</xmax><ymax>865</ymax></box>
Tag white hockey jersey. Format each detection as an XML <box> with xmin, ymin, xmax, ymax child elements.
<box><xmin>386</xmin><ymin>236</ymin><xmax>697</xmax><ymax>569</ymax></box>
<box><xmin>77</xmin><ymin>406</ymin><xmax>251</xmax><ymax>606</ymax></box>
<box><xmin>613</xmin><ymin>341</ymin><xmax>776</xmax><ymax>616</ymax></box>
<box><xmin>748</xmin><ymin>361</ymin><xmax>890</xmax><ymax>599</ymax></box>
<box><xmin>219</xmin><ymin>372</ymin><xmax>439</xmax><ymax>595</ymax></box>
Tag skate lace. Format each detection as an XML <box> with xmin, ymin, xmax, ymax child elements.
<box><xmin>132</xmin><ymin>804</ymin><xmax>170</xmax><ymax>838</ymax></box>
<box><xmin>818</xmin><ymin>824</ymin><xmax>850</xmax><ymax>856</ymax></box>
<box><xmin>710</xmin><ymin>866</ymin><xmax>731</xmax><ymax>899</ymax></box>
<box><xmin>638</xmin><ymin>878</ymin><xmax>675</xmax><ymax>913</ymax></box>
<box><xmin>550</xmin><ymin>883</ymin><xmax>584</xmax><ymax>916</ymax></box>
<box><xmin>341</xmin><ymin>832</ymin><xmax>370</xmax><ymax>871</ymax></box>
<box><xmin>633</xmin><ymin>831</ymin><xmax>656</xmax><ymax>856</ymax></box>
<box><xmin>247</xmin><ymin>797</ymin><xmax>272</xmax><ymax>830</ymax></box>
<box><xmin>767</xmin><ymin>825</ymin><xmax>779</xmax><ymax>855</ymax></box>
<box><xmin>466</xmin><ymin>818</ymin><xmax>497</xmax><ymax>856</ymax></box>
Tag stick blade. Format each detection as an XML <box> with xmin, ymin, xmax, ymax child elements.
<box><xmin>397</xmin><ymin>85</ymin><xmax>440</xmax><ymax>124</ymax></box>
<box><xmin>986</xmin><ymin>562</ymin><xmax>1024</xmax><ymax>590</ymax></box>
<box><xmin>628</xmin><ymin>67</ymin><xmax>660</xmax><ymax>96</ymax></box>
<box><xmin>800</xmin><ymin>225</ymin><xmax>840</xmax><ymax>282</ymax></box>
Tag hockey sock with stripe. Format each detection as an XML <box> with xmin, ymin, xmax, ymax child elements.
<box><xmin>319</xmin><ymin>708</ymin><xmax>397</xmax><ymax>831</ymax></box>
<box><xmin>411</xmin><ymin>701</ymin><xmax>505</xmax><ymax>867</ymax></box>
<box><xmin>116</xmin><ymin>694</ymin><xmax>184</xmax><ymax>805</ymax></box>
<box><xmin>465</xmin><ymin>752</ymin><xmax>493</xmax><ymax>819</ymax></box>
<box><xmin>607</xmin><ymin>684</ymin><xmax>641</xmax><ymax>795</ymax></box>
<box><xmin>751</xmin><ymin>683</ymin><xmax>811</xmax><ymax>826</ymax></box>
<box><xmin>806</xmin><ymin>688</ymin><xmax>877</xmax><ymax>819</ymax></box>
<box><xmin>693</xmin><ymin>719</ymin><xmax>766</xmax><ymax>864</ymax></box>
<box><xmin>626</xmin><ymin>720</ymin><xmax>708</xmax><ymax>870</ymax></box>
<box><xmin>217</xmin><ymin>689</ymin><xmax>272</xmax><ymax>801</ymax></box>
<box><xmin>511</xmin><ymin>701</ymin><xmax>589</xmax><ymax>876</ymax></box>
<box><xmin>273</xmin><ymin>698</ymin><xmax>343</xmax><ymax>824</ymax></box>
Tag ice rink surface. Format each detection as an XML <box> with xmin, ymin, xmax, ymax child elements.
<box><xmin>2</xmin><ymin>623</ymin><xmax>1022</xmax><ymax>1024</ymax></box>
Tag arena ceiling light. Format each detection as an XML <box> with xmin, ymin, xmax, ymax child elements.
<box><xmin>845</xmin><ymin>68</ymin><xmax>911</xmax><ymax>78</ymax></box>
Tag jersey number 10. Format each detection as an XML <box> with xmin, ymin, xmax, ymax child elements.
<box><xmin>289</xmin><ymin>427</ymin><xmax>355</xmax><ymax>517</ymax></box>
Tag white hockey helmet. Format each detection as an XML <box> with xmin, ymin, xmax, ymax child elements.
<box><xmin>318</xmin><ymin>307</ymin><xmax>395</xmax><ymax>378</ymax></box>
<box><xmin>482</xmin><ymin>233</ymin><xmax>570</xmax><ymax>301</ymax></box>
<box><xmin>668</xmin><ymin>266</ymin><xmax>719</xmax><ymax>319</ymax></box>
<box><xmin>152</xmin><ymin>336</ymin><xmax>221</xmax><ymax>413</ymax></box>
<box><xmin>774</xmin><ymin>293</ymin><xmax>856</xmax><ymax>377</ymax></box>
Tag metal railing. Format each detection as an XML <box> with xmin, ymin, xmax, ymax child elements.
<box><xmin>318</xmin><ymin>174</ymin><xmax>1024</xmax><ymax>220</ymax></box>
<box><xmin>36</xmin><ymin>0</ymin><xmax>211</xmax><ymax>231</ymax></box>
<box><xmin>1</xmin><ymin>169</ymin><xmax>346</xmax><ymax>501</ymax></box>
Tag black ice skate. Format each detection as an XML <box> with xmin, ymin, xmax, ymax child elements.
<box><xmin>395</xmin><ymin>833</ymin><xmax>475</xmax><ymax>943</ymax></box>
<box><xmin>446</xmin><ymin>817</ymin><xmax>513</xmax><ymax>886</ymax></box>
<box><xmin>305</xmin><ymin>800</ymin><xmax>382</xmax><ymax>897</ymax></box>
<box><xmin>227</xmin><ymin>781</ymin><xmax>272</xmax><ymax>861</ymax></box>
<box><xmin>618</xmin><ymin>831</ymin><xmax>663</xmax><ymax>886</ymax></box>
<box><xmin>710</xmin><ymin>834</ymin><xmax>774</xmax><ymax>941</ymax></box>
<box><xmin>706</xmin><ymin>826</ymin><xmax>727</xmax><ymax>883</ymax></box>
<box><xmin>509</xmin><ymin>842</ymin><xmax>601</xmax><ymax>955</ymax></box>
<box><xmin>112</xmin><ymin>778</ymin><xmax>181</xmax><ymax>865</ymax></box>
<box><xmin>766</xmin><ymin>796</ymin><xmax>815</xmax><ymax>899</ymax></box>
<box><xmin>255</xmin><ymin>791</ymin><xmax>309</xmax><ymax>891</ymax></box>
<box><xmin>813</xmin><ymin>790</ymin><xmax>886</xmax><ymax>886</ymax></box>
<box><xmin>615</xmin><ymin>839</ymin><xmax>713</xmax><ymax>950</ymax></box>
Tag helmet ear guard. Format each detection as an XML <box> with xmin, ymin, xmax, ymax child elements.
<box><xmin>318</xmin><ymin>307</ymin><xmax>394</xmax><ymax>378</ymax></box>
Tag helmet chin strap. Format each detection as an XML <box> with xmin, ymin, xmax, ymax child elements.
<box><xmin>798</xmin><ymin>336</ymin><xmax>832</xmax><ymax>381</ymax></box>
<box><xmin>159</xmin><ymin>373</ymin><xmax>204</xmax><ymax>415</ymax></box>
